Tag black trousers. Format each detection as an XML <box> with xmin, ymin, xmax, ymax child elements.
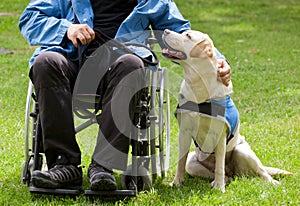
<box><xmin>30</xmin><ymin>51</ymin><xmax>145</xmax><ymax>169</ymax></box>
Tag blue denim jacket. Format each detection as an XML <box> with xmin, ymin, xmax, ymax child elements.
<box><xmin>19</xmin><ymin>0</ymin><xmax>90</xmax><ymax>67</ymax></box>
<box><xmin>19</xmin><ymin>0</ymin><xmax>225</xmax><ymax>67</ymax></box>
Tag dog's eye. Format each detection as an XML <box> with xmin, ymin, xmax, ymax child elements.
<box><xmin>186</xmin><ymin>33</ymin><xmax>192</xmax><ymax>39</ymax></box>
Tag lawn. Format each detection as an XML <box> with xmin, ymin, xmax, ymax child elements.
<box><xmin>0</xmin><ymin>0</ymin><xmax>299</xmax><ymax>205</ymax></box>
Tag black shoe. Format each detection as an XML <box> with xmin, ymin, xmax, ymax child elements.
<box><xmin>31</xmin><ymin>165</ymin><xmax>82</xmax><ymax>189</ymax></box>
<box><xmin>88</xmin><ymin>163</ymin><xmax>117</xmax><ymax>191</ymax></box>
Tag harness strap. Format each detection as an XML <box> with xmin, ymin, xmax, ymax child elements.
<box><xmin>175</xmin><ymin>101</ymin><xmax>234</xmax><ymax>152</ymax></box>
<box><xmin>176</xmin><ymin>101</ymin><xmax>225</xmax><ymax>117</ymax></box>
<box><xmin>192</xmin><ymin>134</ymin><xmax>234</xmax><ymax>151</ymax></box>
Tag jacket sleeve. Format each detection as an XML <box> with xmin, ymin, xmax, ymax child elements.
<box><xmin>116</xmin><ymin>0</ymin><xmax>190</xmax><ymax>38</ymax></box>
<box><xmin>148</xmin><ymin>0</ymin><xmax>190</xmax><ymax>33</ymax></box>
<box><xmin>19</xmin><ymin>0</ymin><xmax>73</xmax><ymax>46</ymax></box>
<box><xmin>116</xmin><ymin>0</ymin><xmax>228</xmax><ymax>61</ymax></box>
<box><xmin>115</xmin><ymin>0</ymin><xmax>190</xmax><ymax>50</ymax></box>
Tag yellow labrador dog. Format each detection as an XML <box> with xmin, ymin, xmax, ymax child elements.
<box><xmin>162</xmin><ymin>29</ymin><xmax>292</xmax><ymax>192</ymax></box>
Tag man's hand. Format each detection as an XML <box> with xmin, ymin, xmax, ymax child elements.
<box><xmin>217</xmin><ymin>59</ymin><xmax>231</xmax><ymax>86</ymax></box>
<box><xmin>67</xmin><ymin>24</ymin><xmax>95</xmax><ymax>47</ymax></box>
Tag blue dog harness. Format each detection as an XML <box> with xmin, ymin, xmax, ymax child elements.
<box><xmin>176</xmin><ymin>96</ymin><xmax>239</xmax><ymax>147</ymax></box>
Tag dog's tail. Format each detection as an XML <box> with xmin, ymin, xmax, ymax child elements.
<box><xmin>264</xmin><ymin>166</ymin><xmax>293</xmax><ymax>177</ymax></box>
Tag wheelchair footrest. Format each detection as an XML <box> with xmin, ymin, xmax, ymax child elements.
<box><xmin>29</xmin><ymin>186</ymin><xmax>81</xmax><ymax>196</ymax></box>
<box><xmin>29</xmin><ymin>186</ymin><xmax>136</xmax><ymax>197</ymax></box>
<box><xmin>84</xmin><ymin>189</ymin><xmax>136</xmax><ymax>197</ymax></box>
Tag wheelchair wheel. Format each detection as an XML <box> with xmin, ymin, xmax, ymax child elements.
<box><xmin>22</xmin><ymin>81</ymin><xmax>44</xmax><ymax>185</ymax></box>
<box><xmin>149</xmin><ymin>67</ymin><xmax>170</xmax><ymax>179</ymax></box>
<box><xmin>22</xmin><ymin>81</ymin><xmax>34</xmax><ymax>185</ymax></box>
<box><xmin>156</xmin><ymin>67</ymin><xmax>170</xmax><ymax>178</ymax></box>
<box><xmin>157</xmin><ymin>67</ymin><xmax>170</xmax><ymax>177</ymax></box>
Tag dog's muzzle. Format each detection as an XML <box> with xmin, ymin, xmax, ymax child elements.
<box><xmin>162</xmin><ymin>48</ymin><xmax>187</xmax><ymax>60</ymax></box>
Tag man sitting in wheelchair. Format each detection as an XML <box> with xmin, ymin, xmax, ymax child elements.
<box><xmin>19</xmin><ymin>0</ymin><xmax>231</xmax><ymax>191</ymax></box>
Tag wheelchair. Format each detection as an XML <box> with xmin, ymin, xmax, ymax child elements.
<box><xmin>21</xmin><ymin>37</ymin><xmax>171</xmax><ymax>197</ymax></box>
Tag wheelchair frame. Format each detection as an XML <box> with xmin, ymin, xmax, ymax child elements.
<box><xmin>21</xmin><ymin>40</ymin><xmax>170</xmax><ymax>197</ymax></box>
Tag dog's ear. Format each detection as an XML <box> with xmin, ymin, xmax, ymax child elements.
<box><xmin>190</xmin><ymin>39</ymin><xmax>213</xmax><ymax>58</ymax></box>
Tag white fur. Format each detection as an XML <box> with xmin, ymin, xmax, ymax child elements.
<box><xmin>163</xmin><ymin>29</ymin><xmax>292</xmax><ymax>192</ymax></box>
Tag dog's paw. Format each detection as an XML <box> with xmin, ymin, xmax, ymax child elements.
<box><xmin>262</xmin><ymin>174</ymin><xmax>281</xmax><ymax>185</ymax></box>
<box><xmin>170</xmin><ymin>178</ymin><xmax>184</xmax><ymax>187</ymax></box>
<box><xmin>270</xmin><ymin>179</ymin><xmax>280</xmax><ymax>186</ymax></box>
<box><xmin>211</xmin><ymin>180</ymin><xmax>226</xmax><ymax>193</ymax></box>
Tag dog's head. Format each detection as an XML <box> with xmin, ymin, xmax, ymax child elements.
<box><xmin>162</xmin><ymin>29</ymin><xmax>215</xmax><ymax>62</ymax></box>
<box><xmin>162</xmin><ymin>29</ymin><xmax>233</xmax><ymax>103</ymax></box>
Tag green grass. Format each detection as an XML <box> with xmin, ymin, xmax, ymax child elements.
<box><xmin>0</xmin><ymin>0</ymin><xmax>299</xmax><ymax>205</ymax></box>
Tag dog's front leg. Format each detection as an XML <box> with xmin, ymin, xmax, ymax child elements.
<box><xmin>211</xmin><ymin>133</ymin><xmax>226</xmax><ymax>192</ymax></box>
<box><xmin>171</xmin><ymin>131</ymin><xmax>192</xmax><ymax>187</ymax></box>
